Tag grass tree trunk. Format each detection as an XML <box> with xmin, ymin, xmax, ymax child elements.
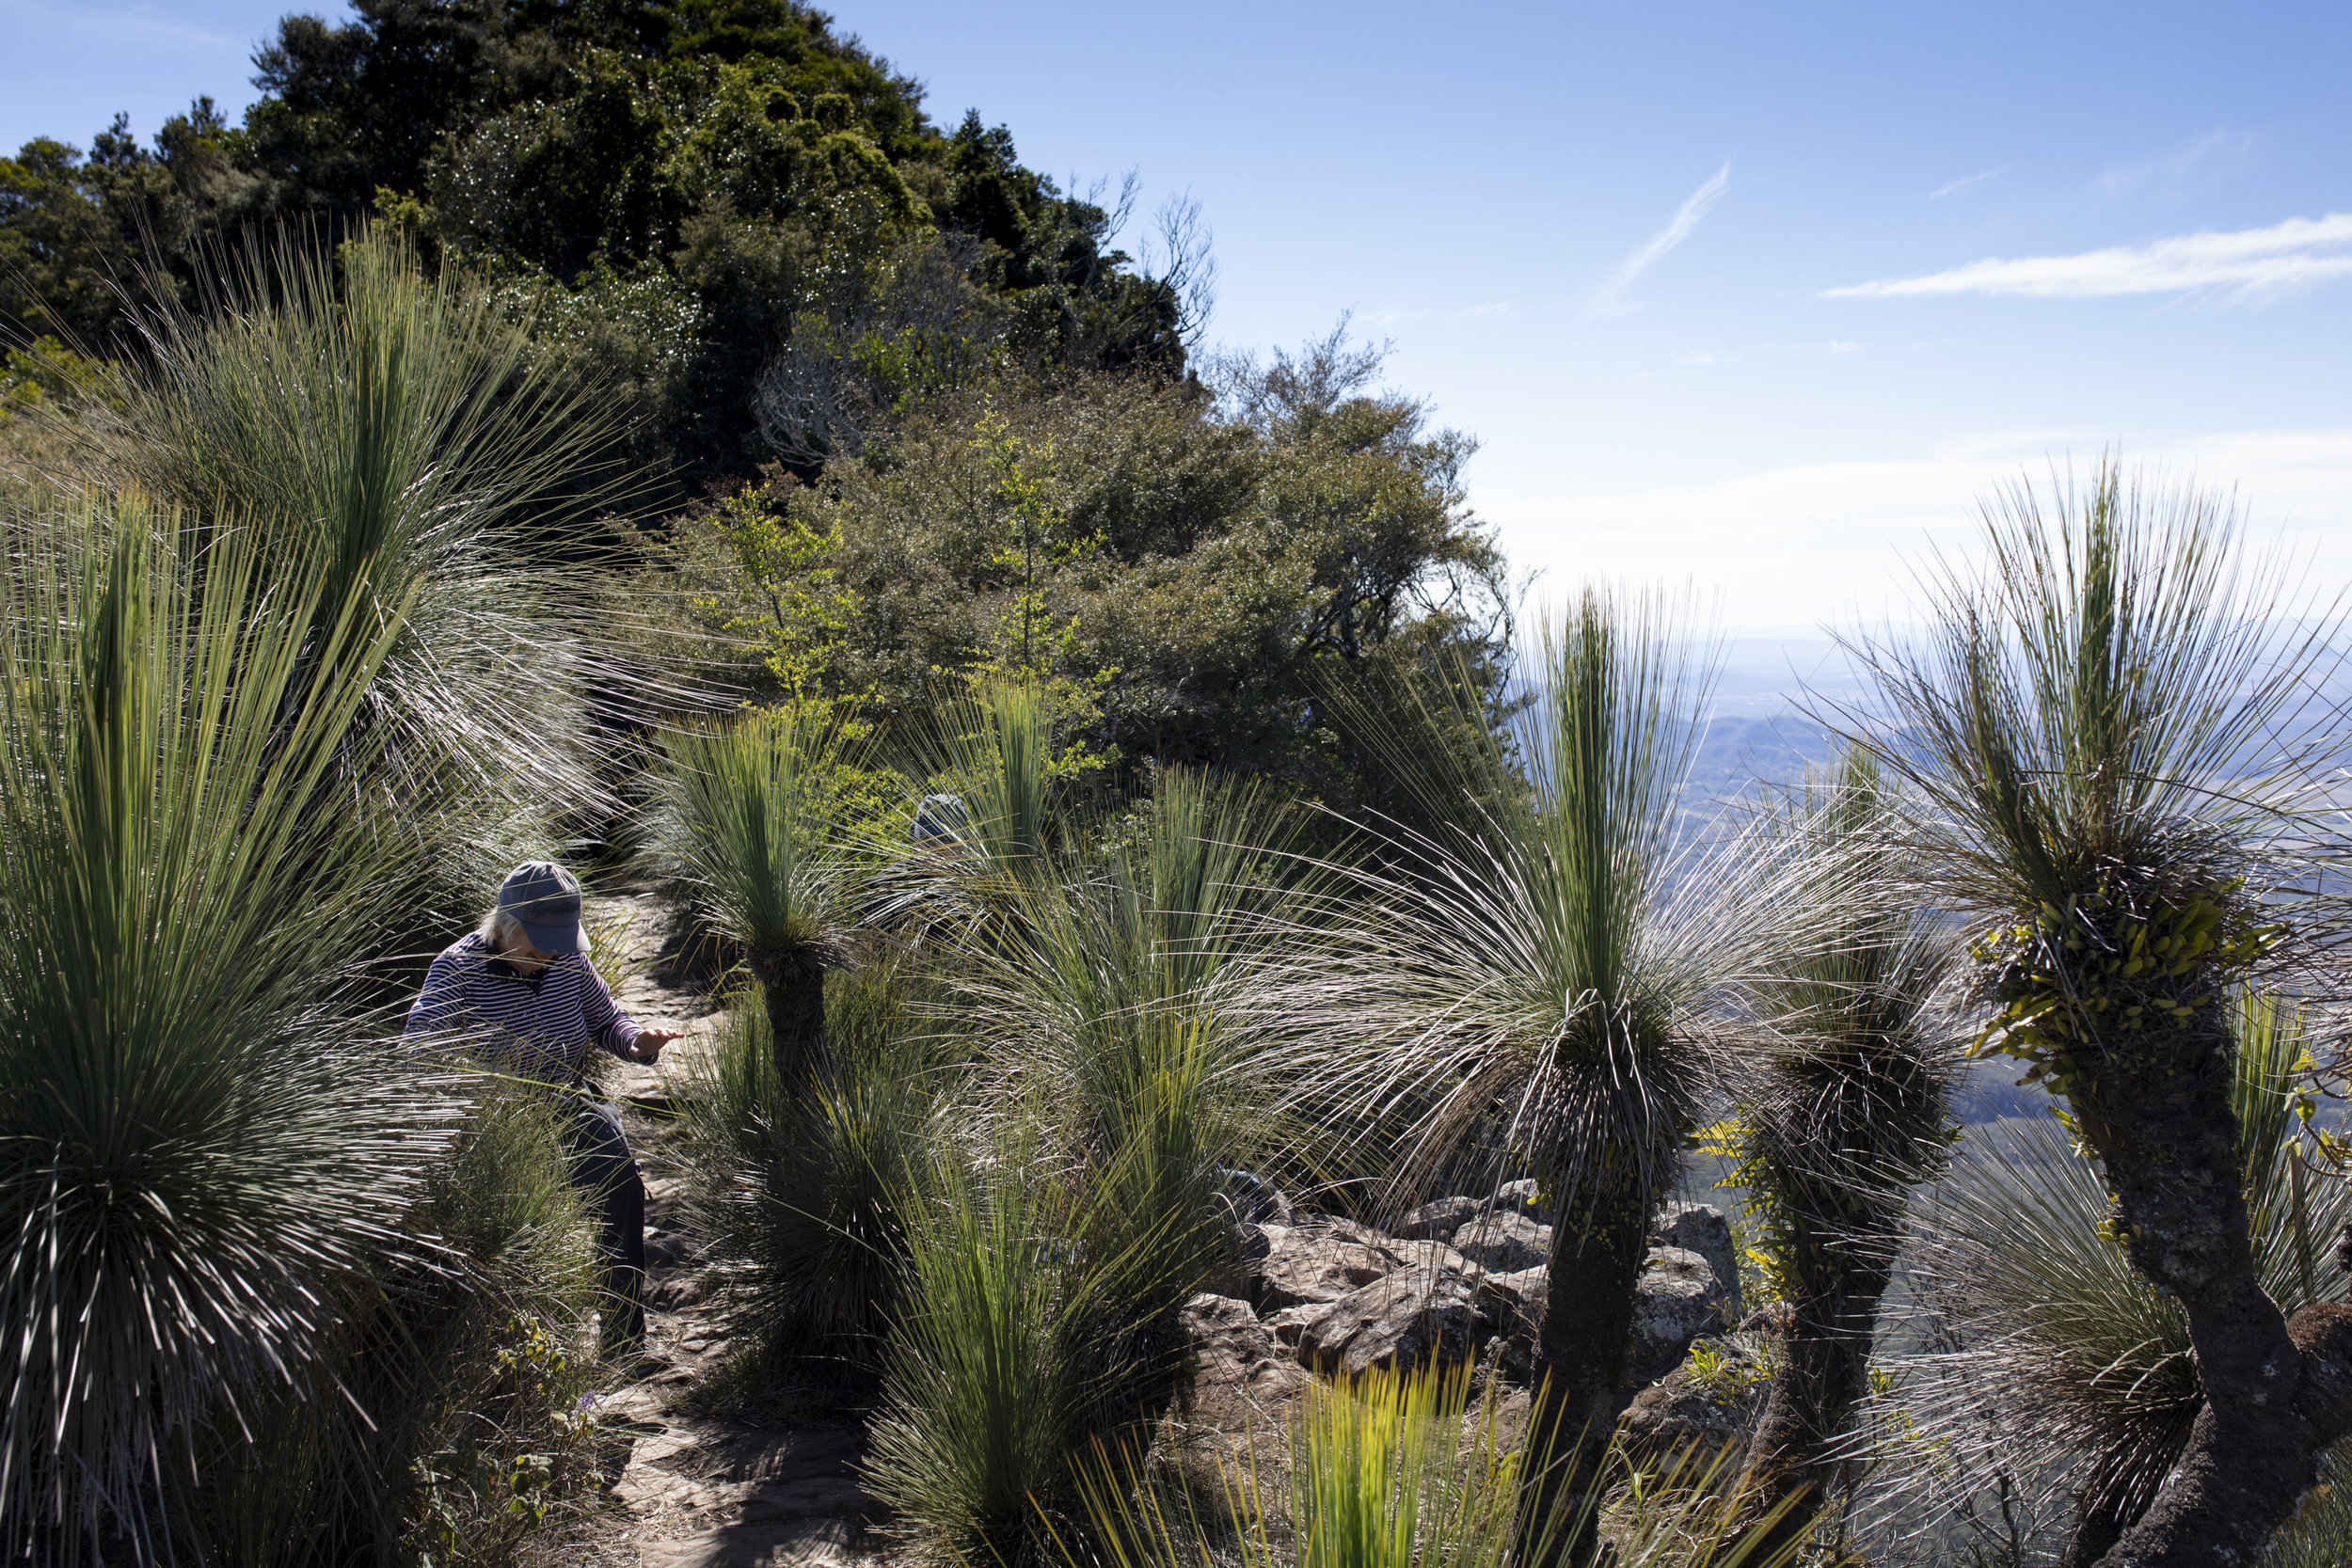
<box><xmin>1523</xmin><ymin>1175</ymin><xmax>1653</xmax><ymax>1566</ymax></box>
<box><xmin>2058</xmin><ymin>1494</ymin><xmax>2135</xmax><ymax>1568</ymax></box>
<box><xmin>755</xmin><ymin>945</ymin><xmax>829</xmax><ymax>1087</ymax></box>
<box><xmin>1734</xmin><ymin>1221</ymin><xmax>1898</xmax><ymax>1557</ymax></box>
<box><xmin>2070</xmin><ymin>1003</ymin><xmax>2352</xmax><ymax>1567</ymax></box>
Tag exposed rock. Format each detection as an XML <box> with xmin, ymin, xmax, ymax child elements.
<box><xmin>1395</xmin><ymin>1196</ymin><xmax>1484</xmax><ymax>1241</ymax></box>
<box><xmin>612</xmin><ymin>1417</ymin><xmax>883</xmax><ymax>1568</ymax></box>
<box><xmin>1248</xmin><ymin>1220</ymin><xmax>1404</xmax><ymax>1310</ymax></box>
<box><xmin>1650</xmin><ymin>1202</ymin><xmax>1741</xmax><ymax>1321</ymax></box>
<box><xmin>1180</xmin><ymin>1292</ymin><xmax>1310</xmax><ymax>1399</ymax></box>
<box><xmin>1477</xmin><ymin>1264</ymin><xmax>1548</xmax><ymax>1316</ymax></box>
<box><xmin>1492</xmin><ymin>1178</ymin><xmax>1554</xmax><ymax>1224</ymax></box>
<box><xmin>1615</xmin><ymin>1335</ymin><xmax>1771</xmax><ymax>1467</ymax></box>
<box><xmin>1629</xmin><ymin>1246</ymin><xmax>1735</xmax><ymax>1385</ymax></box>
<box><xmin>1264</xmin><ymin>1302</ymin><xmax>1332</xmax><ymax>1348</ymax></box>
<box><xmin>1180</xmin><ymin>1293</ymin><xmax>1278</xmax><ymax>1381</ymax></box>
<box><xmin>1451</xmin><ymin>1210</ymin><xmax>1550</xmax><ymax>1272</ymax></box>
<box><xmin>1294</xmin><ymin>1265</ymin><xmax>1483</xmax><ymax>1377</ymax></box>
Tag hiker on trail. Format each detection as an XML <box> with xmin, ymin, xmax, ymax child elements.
<box><xmin>404</xmin><ymin>861</ymin><xmax>681</xmax><ymax>1359</ymax></box>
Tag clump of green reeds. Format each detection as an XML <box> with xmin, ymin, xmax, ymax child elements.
<box><xmin>1064</xmin><ymin>1359</ymin><xmax>1799</xmax><ymax>1568</ymax></box>
<box><xmin>865</xmin><ymin>1125</ymin><xmax>1120</xmax><ymax>1568</ymax></box>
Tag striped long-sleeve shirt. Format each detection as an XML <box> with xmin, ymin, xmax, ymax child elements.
<box><xmin>403</xmin><ymin>932</ymin><xmax>643</xmax><ymax>1085</ymax></box>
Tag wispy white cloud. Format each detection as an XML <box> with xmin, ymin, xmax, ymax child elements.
<box><xmin>2096</xmin><ymin>128</ymin><xmax>2250</xmax><ymax>198</ymax></box>
<box><xmin>1825</xmin><ymin>340</ymin><xmax>1864</xmax><ymax>355</ymax></box>
<box><xmin>1676</xmin><ymin>350</ymin><xmax>1737</xmax><ymax>365</ymax></box>
<box><xmin>1929</xmin><ymin>166</ymin><xmax>2010</xmax><ymax>200</ymax></box>
<box><xmin>1458</xmin><ymin>300</ymin><xmax>1514</xmax><ymax>319</ymax></box>
<box><xmin>1823</xmin><ymin>213</ymin><xmax>2352</xmax><ymax>301</ymax></box>
<box><xmin>1593</xmin><ymin>164</ymin><xmax>1730</xmax><ymax>317</ymax></box>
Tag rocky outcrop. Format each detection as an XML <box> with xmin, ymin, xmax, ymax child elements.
<box><xmin>1293</xmin><ymin>1266</ymin><xmax>1484</xmax><ymax>1377</ymax></box>
<box><xmin>1492</xmin><ymin>1178</ymin><xmax>1553</xmax><ymax>1225</ymax></box>
<box><xmin>1615</xmin><ymin>1335</ymin><xmax>1772</xmax><ymax>1468</ymax></box>
<box><xmin>1451</xmin><ymin>1210</ymin><xmax>1549</xmax><ymax>1272</ymax></box>
<box><xmin>1178</xmin><ymin>1292</ymin><xmax>1306</xmax><ymax>1397</ymax></box>
<box><xmin>1249</xmin><ymin>1221</ymin><xmax>1400</xmax><ymax>1310</ymax></box>
<box><xmin>1395</xmin><ymin>1196</ymin><xmax>1484</xmax><ymax>1241</ymax></box>
<box><xmin>1248</xmin><ymin>1219</ymin><xmax>1476</xmax><ymax>1311</ymax></box>
<box><xmin>1227</xmin><ymin>1198</ymin><xmax>1743</xmax><ymax>1393</ymax></box>
<box><xmin>1652</xmin><ymin>1201</ymin><xmax>1741</xmax><ymax>1321</ymax></box>
<box><xmin>1629</xmin><ymin>1246</ymin><xmax>1735</xmax><ymax>1384</ymax></box>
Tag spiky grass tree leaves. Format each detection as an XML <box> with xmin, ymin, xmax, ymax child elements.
<box><xmin>1718</xmin><ymin>747</ymin><xmax>1955</xmax><ymax>1554</ymax></box>
<box><xmin>866</xmin><ymin>1127</ymin><xmax>1128</xmax><ymax>1568</ymax></box>
<box><xmin>1271</xmin><ymin>592</ymin><xmax>1819</xmax><ymax>1564</ymax></box>
<box><xmin>868</xmin><ymin>768</ymin><xmax>1315</xmax><ymax>1564</ymax></box>
<box><xmin>658</xmin><ymin>705</ymin><xmax>876</xmax><ymax>1085</ymax></box>
<box><xmin>1836</xmin><ymin>462</ymin><xmax>2352</xmax><ymax>1567</ymax></box>
<box><xmin>76</xmin><ymin>224</ymin><xmax>644</xmax><ymax>939</ymax></box>
<box><xmin>954</xmin><ymin>767</ymin><xmax>1313</xmax><ymax>1332</ymax></box>
<box><xmin>0</xmin><ymin>499</ymin><xmax>457</xmax><ymax>1559</ymax></box>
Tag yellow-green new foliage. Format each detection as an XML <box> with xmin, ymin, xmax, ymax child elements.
<box><xmin>1969</xmin><ymin>881</ymin><xmax>2282</xmax><ymax>1098</ymax></box>
<box><xmin>1065</xmin><ymin>1361</ymin><xmax>1799</xmax><ymax>1568</ymax></box>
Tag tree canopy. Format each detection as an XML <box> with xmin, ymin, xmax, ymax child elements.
<box><xmin>3</xmin><ymin>0</ymin><xmax>1191</xmax><ymax>494</ymax></box>
<box><xmin>0</xmin><ymin>0</ymin><xmax>1509</xmax><ymax>809</ymax></box>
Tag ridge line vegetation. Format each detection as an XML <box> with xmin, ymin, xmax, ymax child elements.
<box><xmin>7</xmin><ymin>11</ymin><xmax>2352</xmax><ymax>1567</ymax></box>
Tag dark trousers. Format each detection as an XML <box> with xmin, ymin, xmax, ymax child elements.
<box><xmin>562</xmin><ymin>1096</ymin><xmax>646</xmax><ymax>1354</ymax></box>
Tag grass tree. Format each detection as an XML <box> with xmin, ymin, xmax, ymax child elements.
<box><xmin>956</xmin><ymin>767</ymin><xmax>1313</xmax><ymax>1332</ymax></box>
<box><xmin>866</xmin><ymin>1119</ymin><xmax>1134</xmax><ymax>1568</ymax></box>
<box><xmin>1876</xmin><ymin>990</ymin><xmax>2352</xmax><ymax>1566</ymax></box>
<box><xmin>1838</xmin><ymin>462</ymin><xmax>2352</xmax><ymax>1566</ymax></box>
<box><xmin>1712</xmin><ymin>747</ymin><xmax>1954</xmax><ymax>1553</ymax></box>
<box><xmin>72</xmin><ymin>224</ymin><xmax>640</xmax><ymax>938</ymax></box>
<box><xmin>865</xmin><ymin>768</ymin><xmax>1314</xmax><ymax>1560</ymax></box>
<box><xmin>660</xmin><ymin>705</ymin><xmax>875</xmax><ymax>1085</ymax></box>
<box><xmin>675</xmin><ymin>954</ymin><xmax>952</xmax><ymax>1380</ymax></box>
<box><xmin>0</xmin><ymin>497</ymin><xmax>453</xmax><ymax>1559</ymax></box>
<box><xmin>1278</xmin><ymin>592</ymin><xmax>1813</xmax><ymax>1562</ymax></box>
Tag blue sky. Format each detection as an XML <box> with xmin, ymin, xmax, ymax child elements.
<box><xmin>8</xmin><ymin>0</ymin><xmax>2350</xmax><ymax>636</ymax></box>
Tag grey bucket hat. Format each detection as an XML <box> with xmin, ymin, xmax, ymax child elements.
<box><xmin>497</xmin><ymin>861</ymin><xmax>589</xmax><ymax>955</ymax></box>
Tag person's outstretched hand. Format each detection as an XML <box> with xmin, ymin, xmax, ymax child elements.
<box><xmin>629</xmin><ymin>1028</ymin><xmax>682</xmax><ymax>1063</ymax></box>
